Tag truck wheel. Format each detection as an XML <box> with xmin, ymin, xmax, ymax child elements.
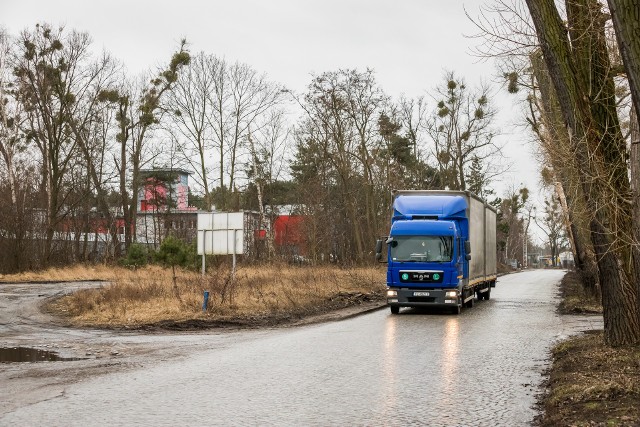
<box><xmin>485</xmin><ymin>289</ymin><xmax>491</xmax><ymax>300</ymax></box>
<box><xmin>390</xmin><ymin>306</ymin><xmax>400</xmax><ymax>314</ymax></box>
<box><xmin>464</xmin><ymin>297</ymin><xmax>474</xmax><ymax>308</ymax></box>
<box><xmin>452</xmin><ymin>305</ymin><xmax>461</xmax><ymax>314</ymax></box>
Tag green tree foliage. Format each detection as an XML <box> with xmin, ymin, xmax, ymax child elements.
<box><xmin>376</xmin><ymin>112</ymin><xmax>441</xmax><ymax>191</ymax></box>
<box><xmin>466</xmin><ymin>155</ymin><xmax>495</xmax><ymax>200</ymax></box>
<box><xmin>242</xmin><ymin>180</ymin><xmax>297</xmax><ymax>210</ymax></box>
<box><xmin>120</xmin><ymin>243</ymin><xmax>148</xmax><ymax>269</ymax></box>
<box><xmin>155</xmin><ymin>236</ymin><xmax>188</xmax><ymax>267</ymax></box>
<box><xmin>154</xmin><ymin>235</ymin><xmax>192</xmax><ymax>296</ymax></box>
<box><xmin>378</xmin><ymin>113</ymin><xmax>412</xmax><ymax>166</ymax></box>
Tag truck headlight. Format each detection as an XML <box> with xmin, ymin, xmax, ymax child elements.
<box><xmin>445</xmin><ymin>291</ymin><xmax>458</xmax><ymax>298</ymax></box>
<box><xmin>387</xmin><ymin>290</ymin><xmax>398</xmax><ymax>297</ymax></box>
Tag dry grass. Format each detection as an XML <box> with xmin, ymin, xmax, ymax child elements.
<box><xmin>540</xmin><ymin>331</ymin><xmax>640</xmax><ymax>426</ymax></box>
<box><xmin>45</xmin><ymin>264</ymin><xmax>386</xmax><ymax>327</ymax></box>
<box><xmin>0</xmin><ymin>264</ymin><xmax>121</xmax><ymax>283</ymax></box>
<box><xmin>558</xmin><ymin>271</ymin><xmax>602</xmax><ymax>315</ymax></box>
<box><xmin>538</xmin><ymin>271</ymin><xmax>639</xmax><ymax>426</ymax></box>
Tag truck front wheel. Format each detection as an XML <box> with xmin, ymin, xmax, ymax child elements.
<box><xmin>390</xmin><ymin>306</ymin><xmax>400</xmax><ymax>314</ymax></box>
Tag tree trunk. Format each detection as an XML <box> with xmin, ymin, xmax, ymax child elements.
<box><xmin>607</xmin><ymin>0</ymin><xmax>640</xmax><ymax>124</ymax></box>
<box><xmin>554</xmin><ymin>181</ymin><xmax>599</xmax><ymax>295</ymax></box>
<box><xmin>525</xmin><ymin>0</ymin><xmax>640</xmax><ymax>346</ymax></box>
<box><xmin>531</xmin><ymin>49</ymin><xmax>599</xmax><ymax>294</ymax></box>
<box><xmin>567</xmin><ymin>0</ymin><xmax>639</xmax><ymax>338</ymax></box>
<box><xmin>630</xmin><ymin>107</ymin><xmax>640</xmax><ymax>317</ymax></box>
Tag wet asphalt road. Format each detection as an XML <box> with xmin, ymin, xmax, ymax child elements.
<box><xmin>0</xmin><ymin>270</ymin><xmax>602</xmax><ymax>426</ymax></box>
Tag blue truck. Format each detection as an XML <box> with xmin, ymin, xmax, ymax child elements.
<box><xmin>375</xmin><ymin>190</ymin><xmax>497</xmax><ymax>314</ymax></box>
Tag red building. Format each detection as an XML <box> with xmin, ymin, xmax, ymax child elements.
<box><xmin>273</xmin><ymin>214</ymin><xmax>307</xmax><ymax>257</ymax></box>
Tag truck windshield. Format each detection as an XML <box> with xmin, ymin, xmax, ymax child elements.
<box><xmin>390</xmin><ymin>236</ymin><xmax>453</xmax><ymax>262</ymax></box>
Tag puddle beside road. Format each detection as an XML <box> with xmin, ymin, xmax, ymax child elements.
<box><xmin>0</xmin><ymin>347</ymin><xmax>84</xmax><ymax>363</ymax></box>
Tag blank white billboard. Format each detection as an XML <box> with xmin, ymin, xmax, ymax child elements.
<box><xmin>197</xmin><ymin>212</ymin><xmax>244</xmax><ymax>255</ymax></box>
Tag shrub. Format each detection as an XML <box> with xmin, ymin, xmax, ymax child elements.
<box><xmin>154</xmin><ymin>236</ymin><xmax>190</xmax><ymax>300</ymax></box>
<box><xmin>120</xmin><ymin>243</ymin><xmax>148</xmax><ymax>269</ymax></box>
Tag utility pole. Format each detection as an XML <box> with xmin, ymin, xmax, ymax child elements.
<box><xmin>522</xmin><ymin>205</ymin><xmax>536</xmax><ymax>269</ymax></box>
<box><xmin>523</xmin><ymin>229</ymin><xmax>527</xmax><ymax>269</ymax></box>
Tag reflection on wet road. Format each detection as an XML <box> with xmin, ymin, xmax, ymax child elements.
<box><xmin>1</xmin><ymin>270</ymin><xmax>602</xmax><ymax>426</ymax></box>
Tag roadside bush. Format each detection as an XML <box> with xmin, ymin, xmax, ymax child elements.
<box><xmin>154</xmin><ymin>236</ymin><xmax>191</xmax><ymax>301</ymax></box>
<box><xmin>120</xmin><ymin>243</ymin><xmax>149</xmax><ymax>269</ymax></box>
<box><xmin>184</xmin><ymin>241</ymin><xmax>199</xmax><ymax>271</ymax></box>
<box><xmin>154</xmin><ymin>236</ymin><xmax>190</xmax><ymax>268</ymax></box>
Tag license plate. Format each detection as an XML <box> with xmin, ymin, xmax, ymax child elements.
<box><xmin>414</xmin><ymin>291</ymin><xmax>430</xmax><ymax>297</ymax></box>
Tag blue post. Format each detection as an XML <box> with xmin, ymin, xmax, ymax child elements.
<box><xmin>202</xmin><ymin>291</ymin><xmax>210</xmax><ymax>312</ymax></box>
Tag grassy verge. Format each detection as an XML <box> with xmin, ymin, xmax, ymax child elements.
<box><xmin>0</xmin><ymin>264</ymin><xmax>121</xmax><ymax>283</ymax></box>
<box><xmin>557</xmin><ymin>271</ymin><xmax>602</xmax><ymax>315</ymax></box>
<box><xmin>4</xmin><ymin>264</ymin><xmax>385</xmax><ymax>328</ymax></box>
<box><xmin>538</xmin><ymin>272</ymin><xmax>640</xmax><ymax>426</ymax></box>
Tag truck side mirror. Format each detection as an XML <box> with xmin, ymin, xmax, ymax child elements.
<box><xmin>465</xmin><ymin>240</ymin><xmax>471</xmax><ymax>254</ymax></box>
<box><xmin>375</xmin><ymin>238</ymin><xmax>387</xmax><ymax>263</ymax></box>
<box><xmin>466</xmin><ymin>254</ymin><xmax>471</xmax><ymax>261</ymax></box>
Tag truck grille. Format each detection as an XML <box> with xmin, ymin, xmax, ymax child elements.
<box><xmin>407</xmin><ymin>296</ymin><xmax>436</xmax><ymax>303</ymax></box>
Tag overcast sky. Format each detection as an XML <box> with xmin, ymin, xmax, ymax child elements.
<box><xmin>2</xmin><ymin>0</ymin><xmax>544</xmax><ymax>235</ymax></box>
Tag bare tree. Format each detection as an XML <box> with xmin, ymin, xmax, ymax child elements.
<box><xmin>0</xmin><ymin>28</ymin><xmax>21</xmax><ymax>208</ymax></box>
<box><xmin>397</xmin><ymin>95</ymin><xmax>428</xmax><ymax>158</ymax></box>
<box><xmin>206</xmin><ymin>60</ymin><xmax>282</xmax><ymax>210</ymax></box>
<box><xmin>0</xmin><ymin>28</ymin><xmax>36</xmax><ymax>270</ymax></box>
<box><xmin>497</xmin><ymin>185</ymin><xmax>529</xmax><ymax>265</ymax></box>
<box><xmin>470</xmin><ymin>0</ymin><xmax>639</xmax><ymax>346</ymax></box>
<box><xmin>13</xmin><ymin>24</ymin><xmax>97</xmax><ymax>263</ymax></box>
<box><xmin>291</xmin><ymin>69</ymin><xmax>389</xmax><ymax>262</ymax></box>
<box><xmin>606</xmin><ymin>0</ymin><xmax>640</xmax><ymax>321</ymax></box>
<box><xmin>99</xmin><ymin>41</ymin><xmax>190</xmax><ymax>251</ymax></box>
<box><xmin>607</xmin><ymin>0</ymin><xmax>640</xmax><ymax>121</ymax></box>
<box><xmin>61</xmin><ymin>50</ymin><xmax>121</xmax><ymax>259</ymax></box>
<box><xmin>168</xmin><ymin>52</ymin><xmax>217</xmax><ymax>210</ymax></box>
<box><xmin>529</xmin><ymin>49</ymin><xmax>600</xmax><ymax>294</ymax></box>
<box><xmin>525</xmin><ymin>0</ymin><xmax>640</xmax><ymax>346</ymax></box>
<box><xmin>247</xmin><ymin>108</ymin><xmax>291</xmax><ymax>258</ymax></box>
<box><xmin>535</xmin><ymin>195</ymin><xmax>567</xmax><ymax>267</ymax></box>
<box><xmin>426</xmin><ymin>72</ymin><xmax>503</xmax><ymax>191</ymax></box>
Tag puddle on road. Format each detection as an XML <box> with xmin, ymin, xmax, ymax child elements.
<box><xmin>0</xmin><ymin>347</ymin><xmax>84</xmax><ymax>363</ymax></box>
